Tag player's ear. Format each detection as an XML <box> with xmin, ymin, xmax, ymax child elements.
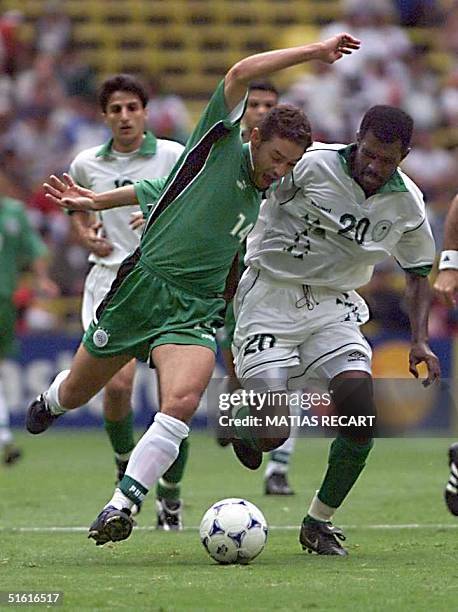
<box><xmin>250</xmin><ymin>127</ymin><xmax>261</xmax><ymax>149</ymax></box>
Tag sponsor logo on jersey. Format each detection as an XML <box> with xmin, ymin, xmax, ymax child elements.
<box><xmin>347</xmin><ymin>350</ymin><xmax>367</xmax><ymax>362</ymax></box>
<box><xmin>371</xmin><ymin>220</ymin><xmax>392</xmax><ymax>242</ymax></box>
<box><xmin>92</xmin><ymin>328</ymin><xmax>110</xmax><ymax>348</ymax></box>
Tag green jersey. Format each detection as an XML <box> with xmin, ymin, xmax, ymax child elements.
<box><xmin>135</xmin><ymin>80</ymin><xmax>261</xmax><ymax>297</ymax></box>
<box><xmin>0</xmin><ymin>197</ymin><xmax>47</xmax><ymax>300</ymax></box>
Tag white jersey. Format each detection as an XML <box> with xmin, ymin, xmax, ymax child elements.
<box><xmin>69</xmin><ymin>132</ymin><xmax>184</xmax><ymax>269</ymax></box>
<box><xmin>246</xmin><ymin>143</ymin><xmax>435</xmax><ymax>291</ymax></box>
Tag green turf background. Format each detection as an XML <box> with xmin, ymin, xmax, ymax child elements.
<box><xmin>1</xmin><ymin>432</ymin><xmax>457</xmax><ymax>611</ymax></box>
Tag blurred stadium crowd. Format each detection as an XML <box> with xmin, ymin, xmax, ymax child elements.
<box><xmin>0</xmin><ymin>0</ymin><xmax>456</xmax><ymax>337</ymax></box>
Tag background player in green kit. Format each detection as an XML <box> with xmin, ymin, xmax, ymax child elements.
<box><xmin>0</xmin><ymin>196</ymin><xmax>58</xmax><ymax>465</ymax></box>
<box><xmin>27</xmin><ymin>32</ymin><xmax>361</xmax><ymax>546</ymax></box>
<box><xmin>68</xmin><ymin>74</ymin><xmax>186</xmax><ymax>528</ymax></box>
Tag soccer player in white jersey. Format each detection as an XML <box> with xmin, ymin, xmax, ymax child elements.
<box><xmin>230</xmin><ymin>106</ymin><xmax>441</xmax><ymax>555</ymax></box>
<box><xmin>433</xmin><ymin>193</ymin><xmax>458</xmax><ymax>516</ymax></box>
<box><xmin>69</xmin><ymin>74</ymin><xmax>185</xmax><ymax>529</ymax></box>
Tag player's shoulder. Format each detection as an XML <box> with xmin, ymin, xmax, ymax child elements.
<box><xmin>155</xmin><ymin>138</ymin><xmax>185</xmax><ymax>156</ymax></box>
<box><xmin>292</xmin><ymin>142</ymin><xmax>346</xmax><ymax>182</ymax></box>
<box><xmin>70</xmin><ymin>144</ymin><xmax>102</xmax><ymax>166</ymax></box>
<box><xmin>396</xmin><ymin>168</ymin><xmax>426</xmax><ymax>213</ymax></box>
<box><xmin>306</xmin><ymin>142</ymin><xmax>346</xmax><ymax>155</ymax></box>
<box><xmin>298</xmin><ymin>141</ymin><xmax>346</xmax><ymax>166</ymax></box>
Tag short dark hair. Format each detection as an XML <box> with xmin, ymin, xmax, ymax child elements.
<box><xmin>98</xmin><ymin>74</ymin><xmax>148</xmax><ymax>112</ymax></box>
<box><xmin>258</xmin><ymin>104</ymin><xmax>312</xmax><ymax>151</ymax></box>
<box><xmin>248</xmin><ymin>80</ymin><xmax>279</xmax><ymax>97</ymax></box>
<box><xmin>359</xmin><ymin>105</ymin><xmax>414</xmax><ymax>152</ymax></box>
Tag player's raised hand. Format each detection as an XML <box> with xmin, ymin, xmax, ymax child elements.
<box><xmin>318</xmin><ymin>33</ymin><xmax>361</xmax><ymax>64</ymax></box>
<box><xmin>44</xmin><ymin>173</ymin><xmax>97</xmax><ymax>211</ymax></box>
<box><xmin>409</xmin><ymin>342</ymin><xmax>441</xmax><ymax>387</ymax></box>
<box><xmin>434</xmin><ymin>270</ymin><xmax>458</xmax><ymax>308</ymax></box>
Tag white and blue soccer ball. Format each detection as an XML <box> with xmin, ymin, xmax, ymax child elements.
<box><xmin>199</xmin><ymin>498</ymin><xmax>268</xmax><ymax>564</ymax></box>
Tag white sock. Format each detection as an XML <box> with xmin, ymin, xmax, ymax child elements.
<box><xmin>0</xmin><ymin>379</ymin><xmax>13</xmax><ymax>447</ymax></box>
<box><xmin>265</xmin><ymin>435</ymin><xmax>296</xmax><ymax>478</ymax></box>
<box><xmin>105</xmin><ymin>413</ymin><xmax>189</xmax><ymax>510</ymax></box>
<box><xmin>307</xmin><ymin>491</ymin><xmax>335</xmax><ymax>522</ymax></box>
<box><xmin>45</xmin><ymin>370</ymin><xmax>70</xmax><ymax>415</ymax></box>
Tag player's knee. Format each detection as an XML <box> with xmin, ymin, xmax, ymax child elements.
<box><xmin>104</xmin><ymin>377</ymin><xmax>134</xmax><ymax>404</ymax></box>
<box><xmin>161</xmin><ymin>391</ymin><xmax>201</xmax><ymax>422</ymax></box>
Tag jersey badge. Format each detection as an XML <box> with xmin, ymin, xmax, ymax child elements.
<box><xmin>371</xmin><ymin>220</ymin><xmax>392</xmax><ymax>242</ymax></box>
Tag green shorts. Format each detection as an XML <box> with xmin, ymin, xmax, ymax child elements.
<box><xmin>83</xmin><ymin>261</ymin><xmax>225</xmax><ymax>362</ymax></box>
<box><xmin>0</xmin><ymin>298</ymin><xmax>17</xmax><ymax>358</ymax></box>
<box><xmin>218</xmin><ymin>301</ymin><xmax>236</xmax><ymax>351</ymax></box>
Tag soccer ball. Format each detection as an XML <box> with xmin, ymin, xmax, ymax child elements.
<box><xmin>199</xmin><ymin>498</ymin><xmax>268</xmax><ymax>564</ymax></box>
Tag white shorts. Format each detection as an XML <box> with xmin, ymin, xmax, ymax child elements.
<box><xmin>232</xmin><ymin>268</ymin><xmax>372</xmax><ymax>390</ymax></box>
<box><xmin>81</xmin><ymin>264</ymin><xmax>118</xmax><ymax>331</ymax></box>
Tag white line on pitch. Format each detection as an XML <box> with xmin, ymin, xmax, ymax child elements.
<box><xmin>2</xmin><ymin>523</ymin><xmax>458</xmax><ymax>533</ymax></box>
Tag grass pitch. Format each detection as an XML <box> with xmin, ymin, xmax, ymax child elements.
<box><xmin>1</xmin><ymin>431</ymin><xmax>457</xmax><ymax>611</ymax></box>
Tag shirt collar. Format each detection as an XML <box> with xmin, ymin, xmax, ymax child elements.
<box><xmin>338</xmin><ymin>143</ymin><xmax>408</xmax><ymax>194</ymax></box>
<box><xmin>95</xmin><ymin>131</ymin><xmax>157</xmax><ymax>158</ymax></box>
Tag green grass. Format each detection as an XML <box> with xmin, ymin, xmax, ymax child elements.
<box><xmin>1</xmin><ymin>432</ymin><xmax>457</xmax><ymax>611</ymax></box>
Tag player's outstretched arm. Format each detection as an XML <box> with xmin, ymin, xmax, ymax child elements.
<box><xmin>434</xmin><ymin>194</ymin><xmax>458</xmax><ymax>307</ymax></box>
<box><xmin>404</xmin><ymin>272</ymin><xmax>441</xmax><ymax>387</ymax></box>
<box><xmin>44</xmin><ymin>173</ymin><xmax>138</xmax><ymax>212</ymax></box>
<box><xmin>224</xmin><ymin>33</ymin><xmax>360</xmax><ymax>111</ymax></box>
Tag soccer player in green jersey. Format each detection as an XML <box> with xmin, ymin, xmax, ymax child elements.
<box><xmin>27</xmin><ymin>32</ymin><xmax>361</xmax><ymax>545</ymax></box>
<box><xmin>0</xmin><ymin>196</ymin><xmax>58</xmax><ymax>465</ymax></box>
<box><xmin>434</xmin><ymin>193</ymin><xmax>458</xmax><ymax>516</ymax></box>
<box><xmin>68</xmin><ymin>74</ymin><xmax>186</xmax><ymax>528</ymax></box>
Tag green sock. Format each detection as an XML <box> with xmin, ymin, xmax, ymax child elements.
<box><xmin>317</xmin><ymin>436</ymin><xmax>374</xmax><ymax>509</ymax></box>
<box><xmin>104</xmin><ymin>412</ymin><xmax>135</xmax><ymax>457</ymax></box>
<box><xmin>156</xmin><ymin>437</ymin><xmax>190</xmax><ymax>501</ymax></box>
<box><xmin>232</xmin><ymin>404</ymin><xmax>262</xmax><ymax>451</ymax></box>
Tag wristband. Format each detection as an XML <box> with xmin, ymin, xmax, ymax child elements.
<box><xmin>439</xmin><ymin>250</ymin><xmax>458</xmax><ymax>270</ymax></box>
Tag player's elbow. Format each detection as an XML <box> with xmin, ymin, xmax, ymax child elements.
<box><xmin>226</xmin><ymin>62</ymin><xmax>250</xmax><ymax>88</ymax></box>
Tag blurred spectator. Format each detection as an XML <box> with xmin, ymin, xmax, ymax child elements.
<box><xmin>441</xmin><ymin>69</ymin><xmax>458</xmax><ymax>128</ymax></box>
<box><xmin>394</xmin><ymin>0</ymin><xmax>444</xmax><ymax>26</ymax></box>
<box><xmin>0</xmin><ymin>10</ymin><xmax>25</xmax><ymax>75</ymax></box>
<box><xmin>15</xmin><ymin>52</ymin><xmax>65</xmax><ymax>109</ymax></box>
<box><xmin>57</xmin><ymin>44</ymin><xmax>97</xmax><ymax>98</ymax></box>
<box><xmin>321</xmin><ymin>1</ymin><xmax>411</xmax><ymax>78</ymax></box>
<box><xmin>35</xmin><ymin>1</ymin><xmax>72</xmax><ymax>55</ymax></box>
<box><xmin>61</xmin><ymin>94</ymin><xmax>110</xmax><ymax>162</ymax></box>
<box><xmin>145</xmin><ymin>75</ymin><xmax>191</xmax><ymax>143</ymax></box>
<box><xmin>401</xmin><ymin>129</ymin><xmax>456</xmax><ymax>201</ymax></box>
<box><xmin>282</xmin><ymin>63</ymin><xmax>347</xmax><ymax>141</ymax></box>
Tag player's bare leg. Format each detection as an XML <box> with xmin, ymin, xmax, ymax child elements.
<box><xmin>26</xmin><ymin>345</ymin><xmax>132</xmax><ymax>434</ymax></box>
<box><xmin>89</xmin><ymin>344</ymin><xmax>215</xmax><ymax>544</ymax></box>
